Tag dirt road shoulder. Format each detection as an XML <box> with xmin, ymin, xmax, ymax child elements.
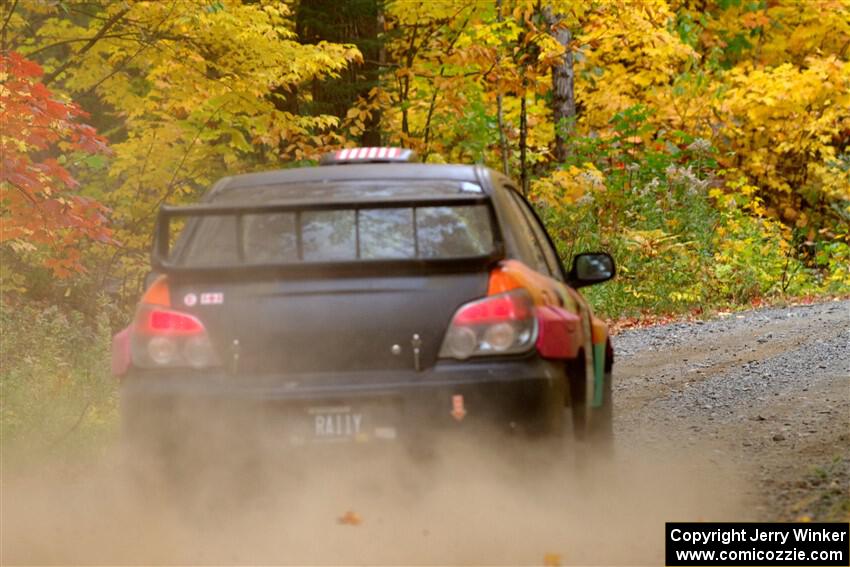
<box><xmin>612</xmin><ymin>299</ymin><xmax>850</xmax><ymax>521</ymax></box>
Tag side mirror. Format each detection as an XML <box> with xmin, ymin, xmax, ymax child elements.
<box><xmin>568</xmin><ymin>252</ymin><xmax>615</xmax><ymax>288</ymax></box>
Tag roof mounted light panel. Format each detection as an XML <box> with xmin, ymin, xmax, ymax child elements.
<box><xmin>319</xmin><ymin>147</ymin><xmax>418</xmax><ymax>165</ymax></box>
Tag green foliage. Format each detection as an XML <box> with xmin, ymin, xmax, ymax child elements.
<box><xmin>532</xmin><ymin>105</ymin><xmax>849</xmax><ymax>317</ymax></box>
<box><xmin>803</xmin><ymin>456</ymin><xmax>850</xmax><ymax>522</ymax></box>
<box><xmin>817</xmin><ymin>240</ymin><xmax>850</xmax><ymax>293</ymax></box>
<box><xmin>533</xmin><ymin>106</ymin><xmax>716</xmax><ymax>315</ymax></box>
<box><xmin>710</xmin><ymin>177</ymin><xmax>807</xmax><ymax>303</ymax></box>
<box><xmin>0</xmin><ymin>298</ymin><xmax>118</xmax><ymax>456</ymax></box>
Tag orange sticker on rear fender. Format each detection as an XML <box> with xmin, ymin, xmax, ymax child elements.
<box><xmin>488</xmin><ymin>260</ymin><xmax>559</xmax><ymax>306</ymax></box>
<box><xmin>591</xmin><ymin>316</ymin><xmax>608</xmax><ymax>345</ymax></box>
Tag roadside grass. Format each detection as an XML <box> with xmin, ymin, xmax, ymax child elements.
<box><xmin>792</xmin><ymin>456</ymin><xmax>850</xmax><ymax>523</ymax></box>
<box><xmin>0</xmin><ymin>300</ymin><xmax>119</xmax><ymax>464</ymax></box>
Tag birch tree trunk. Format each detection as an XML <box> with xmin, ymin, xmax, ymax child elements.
<box><xmin>543</xmin><ymin>6</ymin><xmax>576</xmax><ymax>164</ymax></box>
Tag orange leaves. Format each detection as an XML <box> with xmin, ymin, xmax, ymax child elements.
<box><xmin>740</xmin><ymin>11</ymin><xmax>771</xmax><ymax>30</ymax></box>
<box><xmin>4</xmin><ymin>51</ymin><xmax>43</xmax><ymax>78</ymax></box>
<box><xmin>0</xmin><ymin>52</ymin><xmax>112</xmax><ymax>277</ymax></box>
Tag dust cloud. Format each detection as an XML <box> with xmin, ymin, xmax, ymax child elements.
<box><xmin>3</xmin><ymin>414</ymin><xmax>749</xmax><ymax>566</ymax></box>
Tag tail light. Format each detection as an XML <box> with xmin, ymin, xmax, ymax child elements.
<box><xmin>439</xmin><ymin>289</ymin><xmax>537</xmax><ymax>360</ymax></box>
<box><xmin>130</xmin><ymin>277</ymin><xmax>221</xmax><ymax>369</ymax></box>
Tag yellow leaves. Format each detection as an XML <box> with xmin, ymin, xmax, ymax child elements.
<box><xmin>386</xmin><ymin>0</ymin><xmax>472</xmax><ymax>26</ymax></box>
<box><xmin>669</xmin><ymin>290</ymin><xmax>699</xmax><ymax>302</ymax></box>
<box><xmin>750</xmin><ymin>201</ymin><xmax>767</xmax><ymax>217</ymax></box>
<box><xmin>574</xmin><ymin>0</ymin><xmax>697</xmax><ymax>130</ymax></box>
<box><xmin>808</xmin><ymin>161</ymin><xmax>850</xmax><ymax>202</ymax></box>
<box><xmin>716</xmin><ymin>56</ymin><xmax>850</xmax><ymax>201</ymax></box>
<box><xmin>740</xmin><ymin>184</ymin><xmax>758</xmax><ymax>197</ymax></box>
<box><xmin>550</xmin><ymin>169</ymin><xmax>588</xmax><ymax>203</ymax></box>
<box><xmin>345</xmin><ymin>107</ymin><xmax>362</xmax><ymax>121</ymax></box>
<box><xmin>531</xmin><ymin>164</ymin><xmax>605</xmax><ymax>208</ymax></box>
<box><xmin>4</xmin><ymin>1</ymin><xmax>367</xmax><ymax>274</ymax></box>
<box><xmin>225</xmin><ymin>128</ymin><xmax>251</xmax><ymax>152</ymax></box>
<box><xmin>534</xmin><ymin>34</ymin><xmax>566</xmax><ymax>64</ymax></box>
<box><xmin>258</xmin><ymin>0</ymin><xmax>290</xmax><ymax>20</ymax></box>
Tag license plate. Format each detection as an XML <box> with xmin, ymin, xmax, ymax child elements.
<box><xmin>308</xmin><ymin>405</ymin><xmax>363</xmax><ymax>439</ymax></box>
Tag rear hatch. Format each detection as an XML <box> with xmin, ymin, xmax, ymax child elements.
<box><xmin>154</xmin><ymin>180</ymin><xmax>501</xmax><ymax>377</ymax></box>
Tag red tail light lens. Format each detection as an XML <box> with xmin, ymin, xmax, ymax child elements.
<box><xmin>147</xmin><ymin>309</ymin><xmax>204</xmax><ymax>335</ymax></box>
<box><xmin>131</xmin><ymin>300</ymin><xmax>220</xmax><ymax>369</ymax></box>
<box><xmin>452</xmin><ymin>293</ymin><xmax>531</xmax><ymax>325</ymax></box>
<box><xmin>439</xmin><ymin>290</ymin><xmax>537</xmax><ymax>360</ymax></box>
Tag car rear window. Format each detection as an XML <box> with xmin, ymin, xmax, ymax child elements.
<box><xmin>177</xmin><ymin>204</ymin><xmax>494</xmax><ymax>265</ymax></box>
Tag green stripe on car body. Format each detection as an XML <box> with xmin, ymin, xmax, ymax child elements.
<box><xmin>592</xmin><ymin>342</ymin><xmax>606</xmax><ymax>408</ymax></box>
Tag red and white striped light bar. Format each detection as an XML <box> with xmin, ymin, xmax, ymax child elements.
<box><xmin>319</xmin><ymin>147</ymin><xmax>417</xmax><ymax>165</ymax></box>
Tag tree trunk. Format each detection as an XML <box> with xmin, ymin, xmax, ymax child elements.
<box><xmin>542</xmin><ymin>7</ymin><xmax>575</xmax><ymax>164</ymax></box>
<box><xmin>497</xmin><ymin>94</ymin><xmax>509</xmax><ymax>175</ymax></box>
<box><xmin>399</xmin><ymin>23</ymin><xmax>418</xmax><ymax>145</ymax></box>
<box><xmin>520</xmin><ymin>93</ymin><xmax>528</xmax><ymax>195</ymax></box>
<box><xmin>496</xmin><ymin>0</ymin><xmax>509</xmax><ymax>175</ymax></box>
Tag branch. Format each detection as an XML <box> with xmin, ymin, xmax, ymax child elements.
<box><xmin>26</xmin><ymin>33</ymin><xmax>142</xmax><ymax>57</ymax></box>
<box><xmin>6</xmin><ymin>179</ymin><xmax>63</xmax><ymax>248</ymax></box>
<box><xmin>80</xmin><ymin>0</ymin><xmax>181</xmax><ymax>95</ymax></box>
<box><xmin>48</xmin><ymin>397</ymin><xmax>92</xmax><ymax>450</ymax></box>
<box><xmin>8</xmin><ymin>179</ymin><xmax>39</xmax><ymax>206</ymax></box>
<box><xmin>158</xmin><ymin>103</ymin><xmax>228</xmax><ymax>204</ymax></box>
<box><xmin>1</xmin><ymin>0</ymin><xmax>19</xmax><ymax>52</ymax></box>
<box><xmin>123</xmin><ymin>100</ymin><xmax>230</xmax><ymax>235</ymax></box>
<box><xmin>422</xmin><ymin>13</ymin><xmax>474</xmax><ymax>158</ymax></box>
<box><xmin>0</xmin><ymin>0</ymin><xmax>17</xmax><ymax>33</ymax></box>
<box><xmin>359</xmin><ymin>58</ymin><xmax>400</xmax><ymax>68</ymax></box>
<box><xmin>42</xmin><ymin>6</ymin><xmax>131</xmax><ymax>86</ymax></box>
<box><xmin>81</xmin><ymin>39</ymin><xmax>149</xmax><ymax>95</ymax></box>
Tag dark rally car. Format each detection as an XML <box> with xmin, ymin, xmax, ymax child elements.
<box><xmin>112</xmin><ymin>147</ymin><xmax>615</xmax><ymax>454</ymax></box>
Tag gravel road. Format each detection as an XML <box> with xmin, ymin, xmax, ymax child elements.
<box><xmin>613</xmin><ymin>298</ymin><xmax>850</xmax><ymax>522</ymax></box>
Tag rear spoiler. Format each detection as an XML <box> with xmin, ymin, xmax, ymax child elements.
<box><xmin>151</xmin><ymin>195</ymin><xmax>505</xmax><ymax>275</ymax></box>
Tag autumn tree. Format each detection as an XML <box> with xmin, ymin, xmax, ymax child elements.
<box><xmin>672</xmin><ymin>0</ymin><xmax>850</xmax><ymax>230</ymax></box>
<box><xmin>0</xmin><ymin>52</ymin><xmax>111</xmax><ymax>279</ymax></box>
<box><xmin>3</xmin><ymin>0</ymin><xmax>361</xmax><ymax>302</ymax></box>
<box><xmin>3</xmin><ymin>0</ymin><xmax>848</xmax><ymax>314</ymax></box>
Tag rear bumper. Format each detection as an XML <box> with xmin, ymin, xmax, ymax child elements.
<box><xmin>120</xmin><ymin>357</ymin><xmax>566</xmax><ymax>442</ymax></box>
<box><xmin>121</xmin><ymin>356</ymin><xmax>561</xmax><ymax>398</ymax></box>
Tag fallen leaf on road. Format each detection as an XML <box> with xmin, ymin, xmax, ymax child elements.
<box><xmin>338</xmin><ymin>510</ymin><xmax>362</xmax><ymax>526</ymax></box>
